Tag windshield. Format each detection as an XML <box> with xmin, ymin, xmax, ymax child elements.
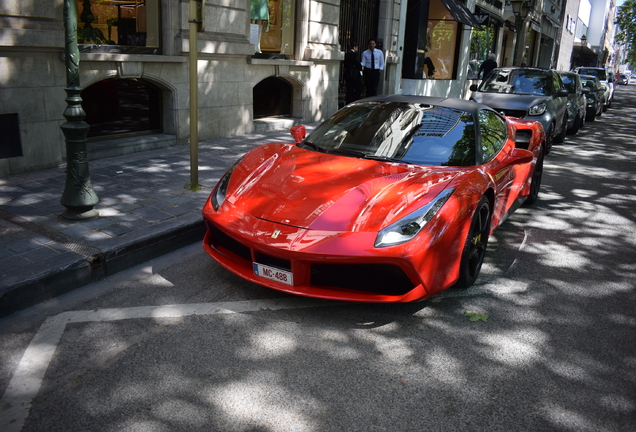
<box><xmin>479</xmin><ymin>69</ymin><xmax>550</xmax><ymax>96</ymax></box>
<box><xmin>578</xmin><ymin>68</ymin><xmax>607</xmax><ymax>81</ymax></box>
<box><xmin>581</xmin><ymin>78</ymin><xmax>596</xmax><ymax>89</ymax></box>
<box><xmin>300</xmin><ymin>102</ymin><xmax>477</xmax><ymax>166</ymax></box>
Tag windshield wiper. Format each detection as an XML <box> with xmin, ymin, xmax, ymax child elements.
<box><xmin>329</xmin><ymin>148</ymin><xmax>368</xmax><ymax>157</ymax></box>
<box><xmin>363</xmin><ymin>154</ymin><xmax>408</xmax><ymax>163</ymax></box>
<box><xmin>302</xmin><ymin>141</ymin><xmax>326</xmax><ymax>153</ymax></box>
<box><xmin>331</xmin><ymin>148</ymin><xmax>409</xmax><ymax>164</ymax></box>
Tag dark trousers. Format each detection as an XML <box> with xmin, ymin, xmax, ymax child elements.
<box><xmin>364</xmin><ymin>69</ymin><xmax>381</xmax><ymax>97</ymax></box>
<box><xmin>345</xmin><ymin>77</ymin><xmax>362</xmax><ymax>104</ymax></box>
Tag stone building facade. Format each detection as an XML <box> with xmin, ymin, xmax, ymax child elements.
<box><xmin>0</xmin><ymin>0</ymin><xmax>343</xmax><ymax>177</ymax></box>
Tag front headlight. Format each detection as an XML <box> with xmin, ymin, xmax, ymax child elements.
<box><xmin>211</xmin><ymin>158</ymin><xmax>243</xmax><ymax>211</ymax></box>
<box><xmin>528</xmin><ymin>103</ymin><xmax>547</xmax><ymax>116</ymax></box>
<box><xmin>374</xmin><ymin>188</ymin><xmax>455</xmax><ymax>248</ymax></box>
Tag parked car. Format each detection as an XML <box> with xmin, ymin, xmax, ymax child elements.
<box><xmin>574</xmin><ymin>67</ymin><xmax>614</xmax><ymax>110</ymax></box>
<box><xmin>579</xmin><ymin>74</ymin><xmax>604</xmax><ymax>122</ymax></box>
<box><xmin>202</xmin><ymin>96</ymin><xmax>545</xmax><ymax>302</ymax></box>
<box><xmin>557</xmin><ymin>71</ymin><xmax>587</xmax><ymax>135</ymax></box>
<box><xmin>629</xmin><ymin>75</ymin><xmax>636</xmax><ymax>85</ymax></box>
<box><xmin>470</xmin><ymin>67</ymin><xmax>568</xmax><ymax>154</ymax></box>
<box><xmin>617</xmin><ymin>74</ymin><xmax>629</xmax><ymax>85</ymax></box>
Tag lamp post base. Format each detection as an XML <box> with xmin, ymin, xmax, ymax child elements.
<box><xmin>61</xmin><ymin>208</ymin><xmax>99</xmax><ymax>221</ymax></box>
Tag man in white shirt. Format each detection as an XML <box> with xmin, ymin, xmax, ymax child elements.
<box><xmin>361</xmin><ymin>39</ymin><xmax>384</xmax><ymax>97</ymax></box>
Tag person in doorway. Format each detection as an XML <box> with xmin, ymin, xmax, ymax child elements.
<box><xmin>344</xmin><ymin>41</ymin><xmax>362</xmax><ymax>104</ymax></box>
<box><xmin>479</xmin><ymin>53</ymin><xmax>498</xmax><ymax>79</ymax></box>
<box><xmin>361</xmin><ymin>38</ymin><xmax>384</xmax><ymax>97</ymax></box>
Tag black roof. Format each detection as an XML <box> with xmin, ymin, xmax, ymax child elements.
<box><xmin>356</xmin><ymin>94</ymin><xmax>489</xmax><ymax>117</ymax></box>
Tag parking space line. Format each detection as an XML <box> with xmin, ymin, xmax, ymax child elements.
<box><xmin>0</xmin><ymin>297</ymin><xmax>337</xmax><ymax>432</ymax></box>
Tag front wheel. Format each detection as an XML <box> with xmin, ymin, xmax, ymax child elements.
<box><xmin>568</xmin><ymin>114</ymin><xmax>580</xmax><ymax>135</ymax></box>
<box><xmin>554</xmin><ymin>114</ymin><xmax>567</xmax><ymax>143</ymax></box>
<box><xmin>455</xmin><ymin>196</ymin><xmax>491</xmax><ymax>288</ymax></box>
<box><xmin>544</xmin><ymin>124</ymin><xmax>554</xmax><ymax>154</ymax></box>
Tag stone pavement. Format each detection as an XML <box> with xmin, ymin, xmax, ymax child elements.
<box><xmin>0</xmin><ymin>126</ymin><xmax>313</xmax><ymax>318</ymax></box>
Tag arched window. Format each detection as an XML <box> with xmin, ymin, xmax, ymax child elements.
<box><xmin>81</xmin><ymin>78</ymin><xmax>162</xmax><ymax>139</ymax></box>
<box><xmin>253</xmin><ymin>77</ymin><xmax>292</xmax><ymax>118</ymax></box>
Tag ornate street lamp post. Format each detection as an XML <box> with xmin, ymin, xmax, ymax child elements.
<box><xmin>580</xmin><ymin>34</ymin><xmax>587</xmax><ymax>67</ymax></box>
<box><xmin>60</xmin><ymin>0</ymin><xmax>99</xmax><ymax>220</ymax></box>
<box><xmin>510</xmin><ymin>0</ymin><xmax>533</xmax><ymax>66</ymax></box>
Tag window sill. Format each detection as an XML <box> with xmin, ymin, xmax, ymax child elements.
<box><xmin>247</xmin><ymin>57</ymin><xmax>313</xmax><ymax>67</ymax></box>
<box><xmin>79</xmin><ymin>53</ymin><xmax>186</xmax><ymax>63</ymax></box>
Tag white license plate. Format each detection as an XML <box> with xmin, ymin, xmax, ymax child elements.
<box><xmin>253</xmin><ymin>263</ymin><xmax>294</xmax><ymax>286</ymax></box>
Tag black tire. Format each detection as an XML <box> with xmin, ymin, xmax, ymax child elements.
<box><xmin>524</xmin><ymin>147</ymin><xmax>543</xmax><ymax>206</ymax></box>
<box><xmin>587</xmin><ymin>107</ymin><xmax>596</xmax><ymax>122</ymax></box>
<box><xmin>544</xmin><ymin>124</ymin><xmax>554</xmax><ymax>154</ymax></box>
<box><xmin>554</xmin><ymin>115</ymin><xmax>567</xmax><ymax>143</ymax></box>
<box><xmin>598</xmin><ymin>105</ymin><xmax>603</xmax><ymax>116</ymax></box>
<box><xmin>568</xmin><ymin>114</ymin><xmax>580</xmax><ymax>135</ymax></box>
<box><xmin>455</xmin><ymin>196</ymin><xmax>491</xmax><ymax>289</ymax></box>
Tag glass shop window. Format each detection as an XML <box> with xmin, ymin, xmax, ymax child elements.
<box><xmin>76</xmin><ymin>0</ymin><xmax>160</xmax><ymax>54</ymax></box>
<box><xmin>426</xmin><ymin>0</ymin><xmax>460</xmax><ymax>80</ymax></box>
<box><xmin>469</xmin><ymin>22</ymin><xmax>498</xmax><ymax>79</ymax></box>
<box><xmin>402</xmin><ymin>0</ymin><xmax>461</xmax><ymax>80</ymax></box>
<box><xmin>81</xmin><ymin>78</ymin><xmax>162</xmax><ymax>140</ymax></box>
<box><xmin>250</xmin><ymin>0</ymin><xmax>295</xmax><ymax>57</ymax></box>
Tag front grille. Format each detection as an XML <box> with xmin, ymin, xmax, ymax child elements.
<box><xmin>310</xmin><ymin>263</ymin><xmax>415</xmax><ymax>295</ymax></box>
<box><xmin>254</xmin><ymin>252</ymin><xmax>291</xmax><ymax>271</ymax></box>
<box><xmin>209</xmin><ymin>223</ymin><xmax>252</xmax><ymax>263</ymax></box>
<box><xmin>500</xmin><ymin>109</ymin><xmax>526</xmax><ymax>118</ymax></box>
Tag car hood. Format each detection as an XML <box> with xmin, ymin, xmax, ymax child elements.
<box><xmin>224</xmin><ymin>143</ymin><xmax>459</xmax><ymax>232</ymax></box>
<box><xmin>472</xmin><ymin>92</ymin><xmax>552</xmax><ymax>110</ymax></box>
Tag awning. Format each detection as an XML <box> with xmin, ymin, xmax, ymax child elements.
<box><xmin>440</xmin><ymin>0</ymin><xmax>483</xmax><ymax>29</ymax></box>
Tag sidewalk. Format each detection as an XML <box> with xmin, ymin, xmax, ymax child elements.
<box><xmin>0</xmin><ymin>126</ymin><xmax>309</xmax><ymax>318</ymax></box>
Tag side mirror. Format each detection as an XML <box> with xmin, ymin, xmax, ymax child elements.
<box><xmin>556</xmin><ymin>89</ymin><xmax>569</xmax><ymax>97</ymax></box>
<box><xmin>290</xmin><ymin>125</ymin><xmax>306</xmax><ymax>143</ymax></box>
<box><xmin>581</xmin><ymin>87</ymin><xmax>590</xmax><ymax>94</ymax></box>
<box><xmin>469</xmin><ymin>84</ymin><xmax>479</xmax><ymax>92</ymax></box>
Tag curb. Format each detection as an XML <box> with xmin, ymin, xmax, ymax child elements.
<box><xmin>0</xmin><ymin>219</ymin><xmax>206</xmax><ymax>318</ymax></box>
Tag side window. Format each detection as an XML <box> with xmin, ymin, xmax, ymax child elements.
<box><xmin>478</xmin><ymin>110</ymin><xmax>507</xmax><ymax>162</ymax></box>
<box><xmin>553</xmin><ymin>73</ymin><xmax>563</xmax><ymax>94</ymax></box>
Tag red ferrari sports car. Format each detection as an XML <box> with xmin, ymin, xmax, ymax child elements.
<box><xmin>202</xmin><ymin>95</ymin><xmax>545</xmax><ymax>302</ymax></box>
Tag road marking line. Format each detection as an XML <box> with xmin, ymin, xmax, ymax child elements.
<box><xmin>0</xmin><ymin>297</ymin><xmax>337</xmax><ymax>432</ymax></box>
<box><xmin>0</xmin><ymin>278</ymin><xmax>519</xmax><ymax>431</ymax></box>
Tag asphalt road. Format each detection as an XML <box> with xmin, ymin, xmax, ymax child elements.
<box><xmin>1</xmin><ymin>85</ymin><xmax>635</xmax><ymax>432</ymax></box>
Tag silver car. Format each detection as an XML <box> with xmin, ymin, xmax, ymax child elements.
<box><xmin>574</xmin><ymin>67</ymin><xmax>614</xmax><ymax>110</ymax></box>
<box><xmin>579</xmin><ymin>75</ymin><xmax>604</xmax><ymax>122</ymax></box>
<box><xmin>557</xmin><ymin>71</ymin><xmax>587</xmax><ymax>135</ymax></box>
<box><xmin>470</xmin><ymin>67</ymin><xmax>568</xmax><ymax>154</ymax></box>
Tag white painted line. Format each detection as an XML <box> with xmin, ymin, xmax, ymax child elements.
<box><xmin>0</xmin><ymin>297</ymin><xmax>338</xmax><ymax>432</ymax></box>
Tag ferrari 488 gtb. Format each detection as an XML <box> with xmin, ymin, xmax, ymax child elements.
<box><xmin>202</xmin><ymin>95</ymin><xmax>545</xmax><ymax>302</ymax></box>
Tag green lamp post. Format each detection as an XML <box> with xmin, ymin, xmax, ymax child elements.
<box><xmin>510</xmin><ymin>0</ymin><xmax>534</xmax><ymax>66</ymax></box>
<box><xmin>60</xmin><ymin>0</ymin><xmax>99</xmax><ymax>220</ymax></box>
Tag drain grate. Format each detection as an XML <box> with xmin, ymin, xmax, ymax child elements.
<box><xmin>0</xmin><ymin>208</ymin><xmax>103</xmax><ymax>260</ymax></box>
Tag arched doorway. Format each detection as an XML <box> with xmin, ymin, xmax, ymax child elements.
<box><xmin>81</xmin><ymin>78</ymin><xmax>162</xmax><ymax>139</ymax></box>
<box><xmin>253</xmin><ymin>76</ymin><xmax>292</xmax><ymax>119</ymax></box>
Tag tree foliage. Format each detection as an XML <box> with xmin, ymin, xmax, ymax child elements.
<box><xmin>615</xmin><ymin>0</ymin><xmax>636</xmax><ymax>65</ymax></box>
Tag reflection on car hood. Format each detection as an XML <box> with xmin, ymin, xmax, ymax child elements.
<box><xmin>472</xmin><ymin>93</ymin><xmax>552</xmax><ymax>111</ymax></box>
<box><xmin>225</xmin><ymin>143</ymin><xmax>459</xmax><ymax>232</ymax></box>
